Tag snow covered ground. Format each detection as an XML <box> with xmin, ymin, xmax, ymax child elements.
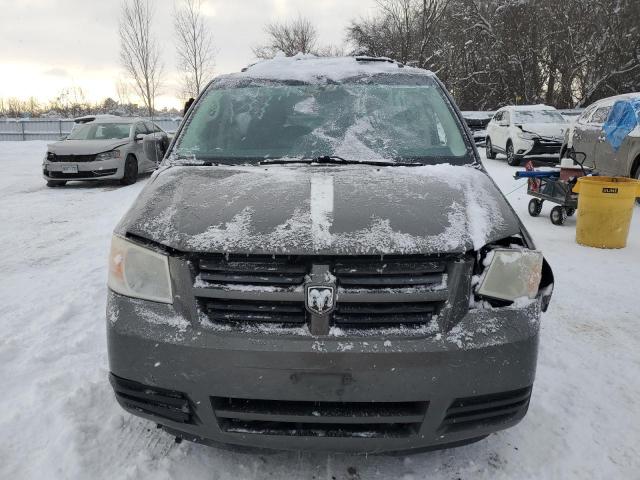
<box><xmin>1</xmin><ymin>141</ymin><xmax>638</xmax><ymax>479</ymax></box>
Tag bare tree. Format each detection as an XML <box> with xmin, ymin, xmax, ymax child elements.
<box><xmin>119</xmin><ymin>0</ymin><xmax>163</xmax><ymax>116</ymax></box>
<box><xmin>174</xmin><ymin>0</ymin><xmax>216</xmax><ymax>99</ymax></box>
<box><xmin>253</xmin><ymin>16</ymin><xmax>318</xmax><ymax>59</ymax></box>
<box><xmin>115</xmin><ymin>79</ymin><xmax>132</xmax><ymax>105</ymax></box>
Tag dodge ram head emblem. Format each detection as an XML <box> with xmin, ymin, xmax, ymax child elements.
<box><xmin>305</xmin><ymin>285</ymin><xmax>336</xmax><ymax>315</ymax></box>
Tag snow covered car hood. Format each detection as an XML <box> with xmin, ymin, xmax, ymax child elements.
<box><xmin>116</xmin><ymin>163</ymin><xmax>522</xmax><ymax>256</ymax></box>
<box><xmin>518</xmin><ymin>122</ymin><xmax>567</xmax><ymax>140</ymax></box>
<box><xmin>48</xmin><ymin>139</ymin><xmax>130</xmax><ymax>155</ymax></box>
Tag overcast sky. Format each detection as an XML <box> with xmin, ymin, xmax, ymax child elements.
<box><xmin>0</xmin><ymin>0</ymin><xmax>377</xmax><ymax>109</ymax></box>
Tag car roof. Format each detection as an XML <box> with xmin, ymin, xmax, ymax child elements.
<box><xmin>591</xmin><ymin>92</ymin><xmax>640</xmax><ymax>108</ymax></box>
<box><xmin>500</xmin><ymin>104</ymin><xmax>557</xmax><ymax>112</ymax></box>
<box><xmin>218</xmin><ymin>54</ymin><xmax>433</xmax><ymax>84</ymax></box>
<box><xmin>83</xmin><ymin>117</ymin><xmax>144</xmax><ymax>124</ymax></box>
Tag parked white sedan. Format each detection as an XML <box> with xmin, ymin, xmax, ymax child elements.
<box><xmin>42</xmin><ymin>117</ymin><xmax>169</xmax><ymax>187</ymax></box>
<box><xmin>485</xmin><ymin>105</ymin><xmax>568</xmax><ymax>166</ymax></box>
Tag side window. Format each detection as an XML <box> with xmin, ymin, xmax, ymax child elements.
<box><xmin>503</xmin><ymin>111</ymin><xmax>510</xmax><ymax>125</ymax></box>
<box><xmin>134</xmin><ymin>123</ymin><xmax>147</xmax><ymax>136</ymax></box>
<box><xmin>578</xmin><ymin>105</ymin><xmax>597</xmax><ymax>125</ymax></box>
<box><xmin>493</xmin><ymin>111</ymin><xmax>503</xmax><ymax>123</ymax></box>
<box><xmin>590</xmin><ymin>106</ymin><xmax>611</xmax><ymax>125</ymax></box>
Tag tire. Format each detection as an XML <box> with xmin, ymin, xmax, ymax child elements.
<box><xmin>565</xmin><ymin>208</ymin><xmax>576</xmax><ymax>217</ymax></box>
<box><xmin>46</xmin><ymin>180</ymin><xmax>67</xmax><ymax>187</ymax></box>
<box><xmin>120</xmin><ymin>156</ymin><xmax>138</xmax><ymax>185</ymax></box>
<box><xmin>550</xmin><ymin>206</ymin><xmax>567</xmax><ymax>225</ymax></box>
<box><xmin>485</xmin><ymin>137</ymin><xmax>497</xmax><ymax>159</ymax></box>
<box><xmin>528</xmin><ymin>198</ymin><xmax>543</xmax><ymax>217</ymax></box>
<box><xmin>506</xmin><ymin>141</ymin><xmax>520</xmax><ymax>166</ymax></box>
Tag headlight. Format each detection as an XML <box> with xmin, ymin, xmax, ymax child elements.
<box><xmin>108</xmin><ymin>235</ymin><xmax>173</xmax><ymax>303</ymax></box>
<box><xmin>477</xmin><ymin>249</ymin><xmax>543</xmax><ymax>302</ymax></box>
<box><xmin>517</xmin><ymin>131</ymin><xmax>538</xmax><ymax>140</ymax></box>
<box><xmin>96</xmin><ymin>150</ymin><xmax>121</xmax><ymax>161</ymax></box>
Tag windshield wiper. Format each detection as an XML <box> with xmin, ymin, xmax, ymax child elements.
<box><xmin>260</xmin><ymin>156</ymin><xmax>420</xmax><ymax>167</ymax></box>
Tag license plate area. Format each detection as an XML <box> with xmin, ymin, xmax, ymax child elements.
<box><xmin>62</xmin><ymin>165</ymin><xmax>78</xmax><ymax>174</ymax></box>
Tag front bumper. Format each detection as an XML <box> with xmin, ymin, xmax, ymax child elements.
<box><xmin>515</xmin><ymin>137</ymin><xmax>563</xmax><ymax>159</ymax></box>
<box><xmin>42</xmin><ymin>157</ymin><xmax>125</xmax><ymax>181</ymax></box>
<box><xmin>107</xmin><ymin>291</ymin><xmax>541</xmax><ymax>453</ymax></box>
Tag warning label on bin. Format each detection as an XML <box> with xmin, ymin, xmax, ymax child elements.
<box><xmin>602</xmin><ymin>187</ymin><xmax>619</xmax><ymax>194</ymax></box>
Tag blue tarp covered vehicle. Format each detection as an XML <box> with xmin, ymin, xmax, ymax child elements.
<box><xmin>603</xmin><ymin>99</ymin><xmax>640</xmax><ymax>151</ymax></box>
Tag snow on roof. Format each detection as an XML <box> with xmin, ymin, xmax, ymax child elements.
<box><xmin>592</xmin><ymin>92</ymin><xmax>640</xmax><ymax>108</ymax></box>
<box><xmin>221</xmin><ymin>53</ymin><xmax>433</xmax><ymax>84</ymax></box>
<box><xmin>503</xmin><ymin>104</ymin><xmax>557</xmax><ymax>112</ymax></box>
<box><xmin>83</xmin><ymin>116</ymin><xmax>142</xmax><ymax>124</ymax></box>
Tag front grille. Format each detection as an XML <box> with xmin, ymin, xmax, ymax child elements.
<box><xmin>110</xmin><ymin>374</ymin><xmax>194</xmax><ymax>424</ymax></box>
<box><xmin>334</xmin><ymin>259</ymin><xmax>446</xmax><ymax>289</ymax></box>
<box><xmin>439</xmin><ymin>387</ymin><xmax>532</xmax><ymax>433</ymax></box>
<box><xmin>48</xmin><ymin>153</ymin><xmax>97</xmax><ymax>162</ymax></box>
<box><xmin>200</xmin><ymin>299</ymin><xmax>306</xmax><ymax>324</ymax></box>
<box><xmin>197</xmin><ymin>257</ymin><xmax>307</xmax><ymax>287</ymax></box>
<box><xmin>193</xmin><ymin>255</ymin><xmax>459</xmax><ymax>333</ymax></box>
<box><xmin>334</xmin><ymin>301</ymin><xmax>436</xmax><ymax>327</ymax></box>
<box><xmin>530</xmin><ymin>138</ymin><xmax>562</xmax><ymax>155</ymax></box>
<box><xmin>212</xmin><ymin>397</ymin><xmax>428</xmax><ymax>438</ymax></box>
<box><xmin>48</xmin><ymin>168</ymin><xmax>117</xmax><ymax>179</ymax></box>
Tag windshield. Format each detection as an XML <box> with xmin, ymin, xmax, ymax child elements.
<box><xmin>67</xmin><ymin>123</ymin><xmax>132</xmax><ymax>140</ymax></box>
<box><xmin>513</xmin><ymin>110</ymin><xmax>566</xmax><ymax>124</ymax></box>
<box><xmin>174</xmin><ymin>78</ymin><xmax>470</xmax><ymax>165</ymax></box>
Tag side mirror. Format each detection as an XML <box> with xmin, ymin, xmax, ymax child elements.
<box><xmin>143</xmin><ymin>135</ymin><xmax>165</xmax><ymax>165</ymax></box>
<box><xmin>135</xmin><ymin>133</ymin><xmax>145</xmax><ymax>141</ymax></box>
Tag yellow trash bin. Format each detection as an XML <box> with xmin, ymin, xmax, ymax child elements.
<box><xmin>572</xmin><ymin>176</ymin><xmax>640</xmax><ymax>248</ymax></box>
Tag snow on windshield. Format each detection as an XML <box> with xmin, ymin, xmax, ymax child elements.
<box><xmin>513</xmin><ymin>110</ymin><xmax>566</xmax><ymax>124</ymax></box>
<box><xmin>173</xmin><ymin>56</ymin><xmax>468</xmax><ymax>164</ymax></box>
<box><xmin>67</xmin><ymin>123</ymin><xmax>132</xmax><ymax>140</ymax></box>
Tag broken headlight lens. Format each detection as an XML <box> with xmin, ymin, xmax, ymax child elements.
<box><xmin>477</xmin><ymin>249</ymin><xmax>543</xmax><ymax>302</ymax></box>
<box><xmin>108</xmin><ymin>235</ymin><xmax>173</xmax><ymax>303</ymax></box>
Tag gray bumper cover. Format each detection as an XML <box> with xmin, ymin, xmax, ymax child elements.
<box><xmin>107</xmin><ymin>291</ymin><xmax>540</xmax><ymax>453</ymax></box>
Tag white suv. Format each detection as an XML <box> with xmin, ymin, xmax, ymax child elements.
<box><xmin>485</xmin><ymin>105</ymin><xmax>568</xmax><ymax>166</ymax></box>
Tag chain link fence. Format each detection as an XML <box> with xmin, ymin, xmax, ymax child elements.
<box><xmin>0</xmin><ymin>118</ymin><xmax>182</xmax><ymax>141</ymax></box>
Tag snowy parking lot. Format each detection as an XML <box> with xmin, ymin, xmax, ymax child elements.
<box><xmin>1</xmin><ymin>141</ymin><xmax>639</xmax><ymax>479</ymax></box>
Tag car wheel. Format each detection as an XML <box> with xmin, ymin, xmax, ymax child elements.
<box><xmin>550</xmin><ymin>206</ymin><xmax>567</xmax><ymax>225</ymax></box>
<box><xmin>528</xmin><ymin>198</ymin><xmax>543</xmax><ymax>217</ymax></box>
<box><xmin>506</xmin><ymin>141</ymin><xmax>520</xmax><ymax>166</ymax></box>
<box><xmin>120</xmin><ymin>155</ymin><xmax>138</xmax><ymax>185</ymax></box>
<box><xmin>46</xmin><ymin>180</ymin><xmax>67</xmax><ymax>187</ymax></box>
<box><xmin>565</xmin><ymin>207</ymin><xmax>576</xmax><ymax>217</ymax></box>
<box><xmin>485</xmin><ymin>138</ymin><xmax>497</xmax><ymax>159</ymax></box>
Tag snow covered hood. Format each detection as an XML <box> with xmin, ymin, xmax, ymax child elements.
<box><xmin>518</xmin><ymin>122</ymin><xmax>567</xmax><ymax>140</ymax></box>
<box><xmin>117</xmin><ymin>164</ymin><xmax>521</xmax><ymax>255</ymax></box>
<box><xmin>48</xmin><ymin>139</ymin><xmax>130</xmax><ymax>155</ymax></box>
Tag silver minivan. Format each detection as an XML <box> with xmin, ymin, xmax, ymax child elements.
<box><xmin>42</xmin><ymin>117</ymin><xmax>169</xmax><ymax>187</ymax></box>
